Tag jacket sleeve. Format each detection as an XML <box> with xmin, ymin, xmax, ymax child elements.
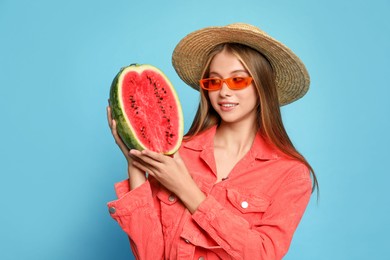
<box><xmin>107</xmin><ymin>179</ymin><xmax>164</xmax><ymax>260</ymax></box>
<box><xmin>190</xmin><ymin>164</ymin><xmax>312</xmax><ymax>260</ymax></box>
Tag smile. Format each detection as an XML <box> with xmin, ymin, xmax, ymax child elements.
<box><xmin>220</xmin><ymin>103</ymin><xmax>238</xmax><ymax>107</ymax></box>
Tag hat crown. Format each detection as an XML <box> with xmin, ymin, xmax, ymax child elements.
<box><xmin>226</xmin><ymin>23</ymin><xmax>266</xmax><ymax>35</ymax></box>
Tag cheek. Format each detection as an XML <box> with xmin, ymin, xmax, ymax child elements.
<box><xmin>249</xmin><ymin>84</ymin><xmax>258</xmax><ymax>96</ymax></box>
<box><xmin>207</xmin><ymin>91</ymin><xmax>218</xmax><ymax>104</ymax></box>
<box><xmin>206</xmin><ymin>92</ymin><xmax>219</xmax><ymax>112</ymax></box>
<box><xmin>242</xmin><ymin>85</ymin><xmax>259</xmax><ymax>105</ymax></box>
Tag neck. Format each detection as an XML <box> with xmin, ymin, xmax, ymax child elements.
<box><xmin>214</xmin><ymin>120</ymin><xmax>258</xmax><ymax>155</ymax></box>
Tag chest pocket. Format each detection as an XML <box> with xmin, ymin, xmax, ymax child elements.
<box><xmin>226</xmin><ymin>189</ymin><xmax>270</xmax><ymax>225</ymax></box>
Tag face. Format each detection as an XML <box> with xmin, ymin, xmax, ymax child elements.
<box><xmin>207</xmin><ymin>49</ymin><xmax>259</xmax><ymax>126</ymax></box>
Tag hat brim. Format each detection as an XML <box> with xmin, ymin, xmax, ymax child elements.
<box><xmin>172</xmin><ymin>23</ymin><xmax>310</xmax><ymax>106</ymax></box>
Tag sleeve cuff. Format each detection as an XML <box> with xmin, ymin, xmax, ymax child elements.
<box><xmin>192</xmin><ymin>195</ymin><xmax>219</xmax><ymax>223</ymax></box>
<box><xmin>114</xmin><ymin>179</ymin><xmax>131</xmax><ymax>199</ymax></box>
<box><xmin>107</xmin><ymin>180</ymin><xmax>152</xmax><ymax>216</ymax></box>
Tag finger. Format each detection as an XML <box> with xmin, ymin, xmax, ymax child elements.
<box><xmin>107</xmin><ymin>106</ymin><xmax>113</xmax><ymax>128</ymax></box>
<box><xmin>130</xmin><ymin>149</ymin><xmax>156</xmax><ymax>164</ymax></box>
<box><xmin>128</xmin><ymin>150</ymin><xmax>139</xmax><ymax>161</ymax></box>
<box><xmin>111</xmin><ymin>119</ymin><xmax>119</xmax><ymax>137</ymax></box>
<box><xmin>129</xmin><ymin>149</ymin><xmax>143</xmax><ymax>162</ymax></box>
<box><xmin>130</xmin><ymin>150</ymin><xmax>163</xmax><ymax>170</ymax></box>
<box><xmin>141</xmin><ymin>149</ymin><xmax>165</xmax><ymax>163</ymax></box>
<box><xmin>111</xmin><ymin>120</ymin><xmax>129</xmax><ymax>152</ymax></box>
<box><xmin>112</xmin><ymin>120</ymin><xmax>124</xmax><ymax>146</ymax></box>
<box><xmin>132</xmin><ymin>160</ymin><xmax>155</xmax><ymax>177</ymax></box>
<box><xmin>129</xmin><ymin>149</ymin><xmax>153</xmax><ymax>166</ymax></box>
<box><xmin>129</xmin><ymin>149</ymin><xmax>142</xmax><ymax>157</ymax></box>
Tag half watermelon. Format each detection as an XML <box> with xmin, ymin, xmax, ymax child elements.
<box><xmin>109</xmin><ymin>64</ymin><xmax>184</xmax><ymax>155</ymax></box>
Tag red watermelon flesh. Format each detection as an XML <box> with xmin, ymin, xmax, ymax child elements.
<box><xmin>110</xmin><ymin>64</ymin><xmax>183</xmax><ymax>154</ymax></box>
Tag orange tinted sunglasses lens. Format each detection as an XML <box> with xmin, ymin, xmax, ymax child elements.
<box><xmin>200</xmin><ymin>77</ymin><xmax>253</xmax><ymax>90</ymax></box>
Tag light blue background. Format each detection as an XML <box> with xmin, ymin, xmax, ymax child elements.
<box><xmin>1</xmin><ymin>0</ymin><xmax>389</xmax><ymax>259</ymax></box>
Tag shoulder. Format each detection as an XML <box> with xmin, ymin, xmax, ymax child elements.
<box><xmin>252</xmin><ymin>134</ymin><xmax>310</xmax><ymax>180</ymax></box>
<box><xmin>281</xmin><ymin>159</ymin><xmax>311</xmax><ymax>183</ymax></box>
<box><xmin>257</xmin><ymin>153</ymin><xmax>312</xmax><ymax>188</ymax></box>
<box><xmin>260</xmin><ymin>157</ymin><xmax>312</xmax><ymax>198</ymax></box>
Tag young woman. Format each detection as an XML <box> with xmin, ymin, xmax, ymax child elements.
<box><xmin>107</xmin><ymin>23</ymin><xmax>318</xmax><ymax>260</ymax></box>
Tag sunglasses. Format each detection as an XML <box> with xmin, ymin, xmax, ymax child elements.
<box><xmin>199</xmin><ymin>76</ymin><xmax>253</xmax><ymax>91</ymax></box>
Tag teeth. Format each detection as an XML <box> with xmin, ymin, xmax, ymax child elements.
<box><xmin>221</xmin><ymin>104</ymin><xmax>237</xmax><ymax>107</ymax></box>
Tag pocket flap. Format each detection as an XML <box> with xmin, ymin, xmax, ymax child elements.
<box><xmin>156</xmin><ymin>187</ymin><xmax>178</xmax><ymax>205</ymax></box>
<box><xmin>227</xmin><ymin>189</ymin><xmax>270</xmax><ymax>213</ymax></box>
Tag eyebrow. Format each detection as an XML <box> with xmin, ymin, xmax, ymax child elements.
<box><xmin>209</xmin><ymin>69</ymin><xmax>249</xmax><ymax>77</ymax></box>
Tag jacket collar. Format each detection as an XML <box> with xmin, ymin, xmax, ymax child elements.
<box><xmin>183</xmin><ymin>125</ymin><xmax>280</xmax><ymax>161</ymax></box>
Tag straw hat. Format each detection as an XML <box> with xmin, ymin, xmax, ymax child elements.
<box><xmin>172</xmin><ymin>23</ymin><xmax>310</xmax><ymax>105</ymax></box>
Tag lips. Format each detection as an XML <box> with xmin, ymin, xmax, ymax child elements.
<box><xmin>218</xmin><ymin>102</ymin><xmax>238</xmax><ymax>111</ymax></box>
<box><xmin>221</xmin><ymin>104</ymin><xmax>237</xmax><ymax>107</ymax></box>
<box><xmin>219</xmin><ymin>102</ymin><xmax>238</xmax><ymax>107</ymax></box>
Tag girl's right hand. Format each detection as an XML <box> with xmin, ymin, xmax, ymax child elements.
<box><xmin>107</xmin><ymin>105</ymin><xmax>132</xmax><ymax>163</ymax></box>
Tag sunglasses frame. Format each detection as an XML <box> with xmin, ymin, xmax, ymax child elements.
<box><xmin>199</xmin><ymin>76</ymin><xmax>253</xmax><ymax>91</ymax></box>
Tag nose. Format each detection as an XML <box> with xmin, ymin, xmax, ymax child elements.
<box><xmin>219</xmin><ymin>82</ymin><xmax>232</xmax><ymax>97</ymax></box>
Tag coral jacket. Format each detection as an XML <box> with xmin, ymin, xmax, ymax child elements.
<box><xmin>107</xmin><ymin>126</ymin><xmax>312</xmax><ymax>260</ymax></box>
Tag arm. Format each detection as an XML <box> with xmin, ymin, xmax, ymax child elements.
<box><xmin>107</xmin><ymin>105</ymin><xmax>164</xmax><ymax>259</ymax></box>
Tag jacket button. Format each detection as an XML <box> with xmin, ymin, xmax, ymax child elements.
<box><xmin>185</xmin><ymin>239</ymin><xmax>190</xmax><ymax>243</ymax></box>
<box><xmin>241</xmin><ymin>201</ymin><xmax>249</xmax><ymax>209</ymax></box>
<box><xmin>168</xmin><ymin>194</ymin><xmax>176</xmax><ymax>202</ymax></box>
<box><xmin>198</xmin><ymin>257</ymin><xmax>205</xmax><ymax>260</ymax></box>
<box><xmin>108</xmin><ymin>207</ymin><xmax>116</xmax><ymax>214</ymax></box>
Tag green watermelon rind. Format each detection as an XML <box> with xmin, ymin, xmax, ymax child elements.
<box><xmin>109</xmin><ymin>64</ymin><xmax>184</xmax><ymax>155</ymax></box>
<box><xmin>109</xmin><ymin>65</ymin><xmax>145</xmax><ymax>152</ymax></box>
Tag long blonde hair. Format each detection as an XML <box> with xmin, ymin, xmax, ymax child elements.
<box><xmin>185</xmin><ymin>43</ymin><xmax>318</xmax><ymax>193</ymax></box>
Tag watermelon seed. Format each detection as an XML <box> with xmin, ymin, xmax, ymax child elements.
<box><xmin>147</xmin><ymin>76</ymin><xmax>153</xmax><ymax>84</ymax></box>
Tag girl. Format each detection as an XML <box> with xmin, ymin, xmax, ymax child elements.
<box><xmin>107</xmin><ymin>23</ymin><xmax>318</xmax><ymax>260</ymax></box>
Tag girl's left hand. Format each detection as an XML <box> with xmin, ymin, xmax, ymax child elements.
<box><xmin>129</xmin><ymin>149</ymin><xmax>191</xmax><ymax>195</ymax></box>
<box><xmin>129</xmin><ymin>149</ymin><xmax>206</xmax><ymax>213</ymax></box>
